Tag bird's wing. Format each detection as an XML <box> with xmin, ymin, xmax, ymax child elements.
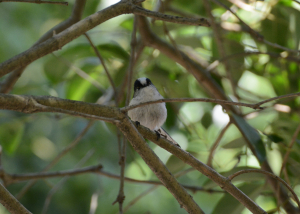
<box><xmin>157</xmin><ymin>127</ymin><xmax>181</xmax><ymax>148</ymax></box>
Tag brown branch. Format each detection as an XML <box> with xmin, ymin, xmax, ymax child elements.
<box><xmin>0</xmin><ymin>0</ymin><xmax>86</xmax><ymax>93</ymax></box>
<box><xmin>253</xmin><ymin>92</ymin><xmax>300</xmax><ymax>108</ymax></box>
<box><xmin>113</xmin><ymin>16</ymin><xmax>138</xmax><ymax>214</ymax></box>
<box><xmin>203</xmin><ymin>0</ymin><xmax>239</xmax><ymax>100</ymax></box>
<box><xmin>121</xmin><ymin>92</ymin><xmax>300</xmax><ymax>112</ymax></box>
<box><xmin>211</xmin><ymin>0</ymin><xmax>300</xmax><ymax>53</ymax></box>
<box><xmin>0</xmin><ymin>183</ymin><xmax>32</xmax><ymax>214</ymax></box>
<box><xmin>0</xmin><ymin>93</ymin><xmax>270</xmax><ymax>213</ymax></box>
<box><xmin>16</xmin><ymin>92</ymin><xmax>113</xmax><ymax>199</ymax></box>
<box><xmin>0</xmin><ymin>1</ymin><xmax>210</xmax><ymax>78</ymax></box>
<box><xmin>207</xmin><ymin>122</ymin><xmax>232</xmax><ymax>167</ymax></box>
<box><xmin>228</xmin><ymin>169</ymin><xmax>300</xmax><ymax>209</ymax></box>
<box><xmin>280</xmin><ymin>123</ymin><xmax>300</xmax><ymax>176</ymax></box>
<box><xmin>137</xmin><ymin>13</ymin><xmax>299</xmax><ymax>214</ymax></box>
<box><xmin>121</xmin><ymin>97</ymin><xmax>263</xmax><ymax>112</ymax></box>
<box><xmin>132</xmin><ymin>5</ymin><xmax>210</xmax><ymax>27</ymax></box>
<box><xmin>1</xmin><ymin>165</ymin><xmax>224</xmax><ymax>193</ymax></box>
<box><xmin>135</xmin><ymin>124</ymin><xmax>267</xmax><ymax>214</ymax></box>
<box><xmin>0</xmin><ymin>0</ymin><xmax>68</xmax><ymax>5</ymax></box>
<box><xmin>116</xmin><ymin>119</ymin><xmax>205</xmax><ymax>213</ymax></box>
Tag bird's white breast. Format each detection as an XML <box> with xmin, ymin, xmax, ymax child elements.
<box><xmin>128</xmin><ymin>85</ymin><xmax>167</xmax><ymax>130</ymax></box>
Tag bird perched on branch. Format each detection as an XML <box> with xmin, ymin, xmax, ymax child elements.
<box><xmin>128</xmin><ymin>77</ymin><xmax>180</xmax><ymax>147</ymax></box>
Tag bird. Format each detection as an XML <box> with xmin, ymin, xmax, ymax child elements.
<box><xmin>128</xmin><ymin>77</ymin><xmax>180</xmax><ymax>147</ymax></box>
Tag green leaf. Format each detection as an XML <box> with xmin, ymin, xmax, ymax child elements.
<box><xmin>222</xmin><ymin>137</ymin><xmax>245</xmax><ymax>149</ymax></box>
<box><xmin>44</xmin><ymin>44</ymin><xmax>93</xmax><ymax>84</ymax></box>
<box><xmin>66</xmin><ymin>71</ymin><xmax>99</xmax><ymax>101</ymax></box>
<box><xmin>97</xmin><ymin>43</ymin><xmax>129</xmax><ymax>61</ymax></box>
<box><xmin>232</xmin><ymin>113</ymin><xmax>266</xmax><ymax>163</ymax></box>
<box><xmin>266</xmin><ymin>134</ymin><xmax>284</xmax><ymax>143</ymax></box>
<box><xmin>212</xmin><ymin>183</ymin><xmax>263</xmax><ymax>214</ymax></box>
<box><xmin>0</xmin><ymin>121</ymin><xmax>25</xmax><ymax>154</ymax></box>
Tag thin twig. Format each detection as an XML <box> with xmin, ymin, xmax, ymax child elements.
<box><xmin>207</xmin><ymin>122</ymin><xmax>232</xmax><ymax>167</ymax></box>
<box><xmin>52</xmin><ymin>53</ymin><xmax>105</xmax><ymax>92</ymax></box>
<box><xmin>84</xmin><ymin>33</ymin><xmax>118</xmax><ymax>99</ymax></box>
<box><xmin>0</xmin><ymin>0</ymin><xmax>68</xmax><ymax>5</ymax></box>
<box><xmin>132</xmin><ymin>5</ymin><xmax>210</xmax><ymax>27</ymax></box>
<box><xmin>42</xmin><ymin>150</ymin><xmax>95</xmax><ymax>214</ymax></box>
<box><xmin>253</xmin><ymin>92</ymin><xmax>300</xmax><ymax>108</ymax></box>
<box><xmin>203</xmin><ymin>0</ymin><xmax>239</xmax><ymax>99</ymax></box>
<box><xmin>211</xmin><ymin>0</ymin><xmax>300</xmax><ymax>53</ymax></box>
<box><xmin>114</xmin><ymin>16</ymin><xmax>138</xmax><ymax>214</ymax></box>
<box><xmin>280</xmin><ymin>123</ymin><xmax>300</xmax><ymax>176</ymax></box>
<box><xmin>121</xmin><ymin>97</ymin><xmax>261</xmax><ymax>112</ymax></box>
<box><xmin>122</xmin><ymin>92</ymin><xmax>300</xmax><ymax>112</ymax></box>
<box><xmin>228</xmin><ymin>169</ymin><xmax>300</xmax><ymax>209</ymax></box>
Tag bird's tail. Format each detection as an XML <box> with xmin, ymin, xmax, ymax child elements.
<box><xmin>157</xmin><ymin>127</ymin><xmax>181</xmax><ymax>148</ymax></box>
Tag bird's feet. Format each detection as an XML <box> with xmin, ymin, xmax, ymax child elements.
<box><xmin>154</xmin><ymin>130</ymin><xmax>161</xmax><ymax>141</ymax></box>
<box><xmin>135</xmin><ymin>121</ymin><xmax>140</xmax><ymax>127</ymax></box>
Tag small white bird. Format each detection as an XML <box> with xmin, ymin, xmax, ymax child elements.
<box><xmin>128</xmin><ymin>77</ymin><xmax>180</xmax><ymax>147</ymax></box>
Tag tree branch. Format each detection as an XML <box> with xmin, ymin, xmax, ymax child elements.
<box><xmin>116</xmin><ymin>117</ymin><xmax>205</xmax><ymax>213</ymax></box>
<box><xmin>136</xmin><ymin>15</ymin><xmax>300</xmax><ymax>213</ymax></box>
<box><xmin>0</xmin><ymin>1</ymin><xmax>210</xmax><ymax>78</ymax></box>
<box><xmin>135</xmin><ymin>124</ymin><xmax>267</xmax><ymax>214</ymax></box>
<box><xmin>0</xmin><ymin>183</ymin><xmax>32</xmax><ymax>214</ymax></box>
<box><xmin>0</xmin><ymin>0</ymin><xmax>87</xmax><ymax>93</ymax></box>
<box><xmin>228</xmin><ymin>169</ymin><xmax>300</xmax><ymax>209</ymax></box>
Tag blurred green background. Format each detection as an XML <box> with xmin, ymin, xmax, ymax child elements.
<box><xmin>0</xmin><ymin>0</ymin><xmax>300</xmax><ymax>213</ymax></box>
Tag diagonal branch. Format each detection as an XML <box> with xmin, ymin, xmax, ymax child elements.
<box><xmin>136</xmin><ymin>14</ymin><xmax>299</xmax><ymax>214</ymax></box>
<box><xmin>0</xmin><ymin>183</ymin><xmax>32</xmax><ymax>214</ymax></box>
<box><xmin>0</xmin><ymin>0</ymin><xmax>87</xmax><ymax>93</ymax></box>
<box><xmin>0</xmin><ymin>1</ymin><xmax>210</xmax><ymax>78</ymax></box>
<box><xmin>135</xmin><ymin>124</ymin><xmax>266</xmax><ymax>214</ymax></box>
<box><xmin>228</xmin><ymin>169</ymin><xmax>300</xmax><ymax>209</ymax></box>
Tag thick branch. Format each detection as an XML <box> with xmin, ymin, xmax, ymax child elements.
<box><xmin>116</xmin><ymin>117</ymin><xmax>205</xmax><ymax>214</ymax></box>
<box><xmin>0</xmin><ymin>0</ymin><xmax>87</xmax><ymax>93</ymax></box>
<box><xmin>135</xmin><ymin>124</ymin><xmax>266</xmax><ymax>214</ymax></box>
<box><xmin>137</xmin><ymin>15</ymin><xmax>299</xmax><ymax>213</ymax></box>
<box><xmin>0</xmin><ymin>183</ymin><xmax>32</xmax><ymax>214</ymax></box>
<box><xmin>0</xmin><ymin>2</ymin><xmax>210</xmax><ymax>78</ymax></box>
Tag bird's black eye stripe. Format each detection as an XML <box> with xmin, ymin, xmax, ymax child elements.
<box><xmin>146</xmin><ymin>78</ymin><xmax>152</xmax><ymax>86</ymax></box>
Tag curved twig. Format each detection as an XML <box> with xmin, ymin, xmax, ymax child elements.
<box><xmin>228</xmin><ymin>169</ymin><xmax>300</xmax><ymax>209</ymax></box>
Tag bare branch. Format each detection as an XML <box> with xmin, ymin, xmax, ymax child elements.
<box><xmin>0</xmin><ymin>0</ymin><xmax>68</xmax><ymax>5</ymax></box>
<box><xmin>135</xmin><ymin>124</ymin><xmax>267</xmax><ymax>214</ymax></box>
<box><xmin>0</xmin><ymin>1</ymin><xmax>210</xmax><ymax>78</ymax></box>
<box><xmin>0</xmin><ymin>183</ymin><xmax>32</xmax><ymax>214</ymax></box>
<box><xmin>0</xmin><ymin>0</ymin><xmax>87</xmax><ymax>93</ymax></box>
<box><xmin>84</xmin><ymin>33</ymin><xmax>117</xmax><ymax>98</ymax></box>
<box><xmin>280</xmin><ymin>123</ymin><xmax>300</xmax><ymax>176</ymax></box>
<box><xmin>132</xmin><ymin>5</ymin><xmax>210</xmax><ymax>27</ymax></box>
<box><xmin>116</xmin><ymin>117</ymin><xmax>205</xmax><ymax>213</ymax></box>
<box><xmin>228</xmin><ymin>169</ymin><xmax>300</xmax><ymax>209</ymax></box>
<box><xmin>207</xmin><ymin>122</ymin><xmax>232</xmax><ymax>167</ymax></box>
<box><xmin>16</xmin><ymin>91</ymin><xmax>113</xmax><ymax>199</ymax></box>
<box><xmin>137</xmin><ymin>14</ymin><xmax>300</xmax><ymax>213</ymax></box>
